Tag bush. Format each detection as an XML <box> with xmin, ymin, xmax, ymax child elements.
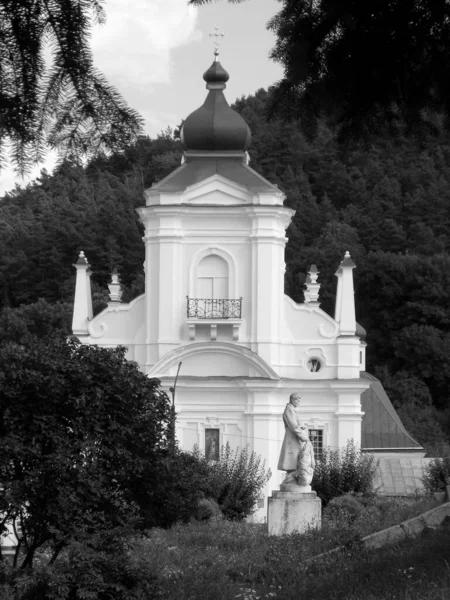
<box><xmin>196</xmin><ymin>498</ymin><xmax>223</xmax><ymax>521</ymax></box>
<box><xmin>324</xmin><ymin>494</ymin><xmax>364</xmax><ymax>524</ymax></box>
<box><xmin>312</xmin><ymin>440</ymin><xmax>378</xmax><ymax>506</ymax></box>
<box><xmin>194</xmin><ymin>443</ymin><xmax>271</xmax><ymax>521</ymax></box>
<box><xmin>0</xmin><ymin>530</ymin><xmax>163</xmax><ymax>600</ymax></box>
<box><xmin>135</xmin><ymin>443</ymin><xmax>270</xmax><ymax>527</ymax></box>
<box><xmin>395</xmin><ymin>402</ymin><xmax>449</xmax><ymax>456</ymax></box>
<box><xmin>422</xmin><ymin>456</ymin><xmax>450</xmax><ymax>494</ymax></box>
<box><xmin>133</xmin><ymin>448</ymin><xmax>210</xmax><ymax>529</ymax></box>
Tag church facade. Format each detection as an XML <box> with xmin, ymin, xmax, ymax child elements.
<box><xmin>71</xmin><ymin>55</ymin><xmax>423</xmax><ymax>515</ymax></box>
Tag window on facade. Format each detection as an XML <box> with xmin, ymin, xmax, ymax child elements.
<box><xmin>197</xmin><ymin>255</ymin><xmax>229</xmax><ymax>299</ymax></box>
<box><xmin>205</xmin><ymin>428</ymin><xmax>220</xmax><ymax>461</ymax></box>
<box><xmin>307</xmin><ymin>358</ymin><xmax>322</xmax><ymax>372</ymax></box>
<box><xmin>308</xmin><ymin>429</ymin><xmax>324</xmax><ymax>461</ymax></box>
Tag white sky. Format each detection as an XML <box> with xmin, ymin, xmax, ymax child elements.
<box><xmin>0</xmin><ymin>0</ymin><xmax>283</xmax><ymax>196</ymax></box>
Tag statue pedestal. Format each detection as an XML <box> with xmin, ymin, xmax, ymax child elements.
<box><xmin>267</xmin><ymin>487</ymin><xmax>322</xmax><ymax>536</ymax></box>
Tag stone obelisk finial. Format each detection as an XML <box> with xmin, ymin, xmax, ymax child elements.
<box><xmin>72</xmin><ymin>251</ymin><xmax>93</xmax><ymax>335</ymax></box>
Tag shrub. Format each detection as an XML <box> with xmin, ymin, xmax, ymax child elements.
<box><xmin>0</xmin><ymin>529</ymin><xmax>163</xmax><ymax>600</ymax></box>
<box><xmin>425</xmin><ymin>440</ymin><xmax>450</xmax><ymax>459</ymax></box>
<box><xmin>324</xmin><ymin>494</ymin><xmax>364</xmax><ymax>524</ymax></box>
<box><xmin>196</xmin><ymin>498</ymin><xmax>223</xmax><ymax>521</ymax></box>
<box><xmin>312</xmin><ymin>440</ymin><xmax>378</xmax><ymax>506</ymax></box>
<box><xmin>422</xmin><ymin>456</ymin><xmax>450</xmax><ymax>494</ymax></box>
<box><xmin>194</xmin><ymin>443</ymin><xmax>271</xmax><ymax>521</ymax></box>
<box><xmin>133</xmin><ymin>448</ymin><xmax>209</xmax><ymax>529</ymax></box>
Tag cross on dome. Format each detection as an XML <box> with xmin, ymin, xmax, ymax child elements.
<box><xmin>209</xmin><ymin>25</ymin><xmax>224</xmax><ymax>60</ymax></box>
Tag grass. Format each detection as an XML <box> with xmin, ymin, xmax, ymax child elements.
<box><xmin>133</xmin><ymin>495</ymin><xmax>448</xmax><ymax>600</ymax></box>
<box><xmin>2</xmin><ymin>495</ymin><xmax>445</xmax><ymax>599</ymax></box>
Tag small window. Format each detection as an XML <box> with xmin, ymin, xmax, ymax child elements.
<box><xmin>360</xmin><ymin>351</ymin><xmax>363</xmax><ymax>364</ymax></box>
<box><xmin>309</xmin><ymin>429</ymin><xmax>324</xmax><ymax>461</ymax></box>
<box><xmin>307</xmin><ymin>358</ymin><xmax>322</xmax><ymax>372</ymax></box>
<box><xmin>205</xmin><ymin>428</ymin><xmax>220</xmax><ymax>461</ymax></box>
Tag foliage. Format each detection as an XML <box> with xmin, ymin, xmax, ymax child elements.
<box><xmin>0</xmin><ymin>0</ymin><xmax>143</xmax><ymax>173</ymax></box>
<box><xmin>0</xmin><ymin>335</ymin><xmax>172</xmax><ymax>568</ymax></box>
<box><xmin>194</xmin><ymin>443</ymin><xmax>271</xmax><ymax>521</ymax></box>
<box><xmin>422</xmin><ymin>456</ymin><xmax>450</xmax><ymax>494</ymax></box>
<box><xmin>0</xmin><ymin>529</ymin><xmax>163</xmax><ymax>600</ymax></box>
<box><xmin>126</xmin><ymin>497</ymin><xmax>447</xmax><ymax>600</ymax></box>
<box><xmin>357</xmin><ymin>252</ymin><xmax>450</xmax><ymax>408</ymax></box>
<box><xmin>396</xmin><ymin>403</ymin><xmax>450</xmax><ymax>457</ymax></box>
<box><xmin>196</xmin><ymin>498</ymin><xmax>223</xmax><ymax>522</ymax></box>
<box><xmin>0</xmin><ymin>494</ymin><xmax>442</xmax><ymax>599</ymax></box>
<box><xmin>324</xmin><ymin>494</ymin><xmax>364</xmax><ymax>525</ymax></box>
<box><xmin>312</xmin><ymin>440</ymin><xmax>378</xmax><ymax>506</ymax></box>
<box><xmin>134</xmin><ymin>442</ymin><xmax>270</xmax><ymax>527</ymax></box>
<box><xmin>191</xmin><ymin>0</ymin><xmax>450</xmax><ymax>143</ymax></box>
<box><xmin>0</xmin><ymin>298</ymin><xmax>73</xmax><ymax>342</ymax></box>
<box><xmin>0</xmin><ymin>135</ymin><xmax>181</xmax><ymax>310</ymax></box>
<box><xmin>132</xmin><ymin>448</ymin><xmax>209</xmax><ymax>530</ymax></box>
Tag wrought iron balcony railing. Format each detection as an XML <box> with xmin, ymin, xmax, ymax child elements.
<box><xmin>187</xmin><ymin>297</ymin><xmax>242</xmax><ymax>319</ymax></box>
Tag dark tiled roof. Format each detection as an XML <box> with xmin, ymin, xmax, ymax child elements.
<box><xmin>361</xmin><ymin>372</ymin><xmax>423</xmax><ymax>450</ymax></box>
<box><xmin>149</xmin><ymin>157</ymin><xmax>279</xmax><ymax>194</ymax></box>
<box><xmin>356</xmin><ymin>321</ymin><xmax>367</xmax><ymax>340</ymax></box>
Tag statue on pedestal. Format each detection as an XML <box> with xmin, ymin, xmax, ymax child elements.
<box><xmin>277</xmin><ymin>393</ymin><xmax>315</xmax><ymax>489</ymax></box>
<box><xmin>268</xmin><ymin>393</ymin><xmax>321</xmax><ymax>534</ymax></box>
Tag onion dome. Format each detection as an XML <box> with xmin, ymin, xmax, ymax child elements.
<box><xmin>181</xmin><ymin>59</ymin><xmax>251</xmax><ymax>152</ymax></box>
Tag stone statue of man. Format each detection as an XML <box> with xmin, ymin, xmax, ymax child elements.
<box><xmin>277</xmin><ymin>393</ymin><xmax>315</xmax><ymax>488</ymax></box>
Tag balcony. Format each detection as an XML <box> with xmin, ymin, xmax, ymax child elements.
<box><xmin>186</xmin><ymin>297</ymin><xmax>243</xmax><ymax>341</ymax></box>
<box><xmin>187</xmin><ymin>297</ymin><xmax>242</xmax><ymax>319</ymax></box>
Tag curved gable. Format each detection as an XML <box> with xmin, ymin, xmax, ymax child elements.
<box><xmin>87</xmin><ymin>294</ymin><xmax>145</xmax><ymax>342</ymax></box>
<box><xmin>282</xmin><ymin>295</ymin><xmax>339</xmax><ymax>340</ymax></box>
<box><xmin>148</xmin><ymin>342</ymin><xmax>280</xmax><ymax>379</ymax></box>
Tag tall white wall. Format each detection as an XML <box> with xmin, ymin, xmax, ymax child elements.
<box><xmin>137</xmin><ymin>185</ymin><xmax>295</xmax><ymax>372</ymax></box>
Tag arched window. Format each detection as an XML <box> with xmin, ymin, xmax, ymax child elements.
<box><xmin>197</xmin><ymin>254</ymin><xmax>229</xmax><ymax>298</ymax></box>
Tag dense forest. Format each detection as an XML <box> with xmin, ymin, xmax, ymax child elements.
<box><xmin>1</xmin><ymin>89</ymin><xmax>449</xmax><ymax>453</ymax></box>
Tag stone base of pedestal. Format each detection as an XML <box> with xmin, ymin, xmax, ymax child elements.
<box><xmin>267</xmin><ymin>490</ymin><xmax>322</xmax><ymax>536</ymax></box>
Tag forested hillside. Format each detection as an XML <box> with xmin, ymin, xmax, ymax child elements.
<box><xmin>1</xmin><ymin>89</ymin><xmax>449</xmax><ymax>451</ymax></box>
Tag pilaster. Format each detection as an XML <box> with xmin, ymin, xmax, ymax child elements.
<box><xmin>249</xmin><ymin>206</ymin><xmax>294</xmax><ymax>366</ymax></box>
<box><xmin>336</xmin><ymin>335</ymin><xmax>361</xmax><ymax>379</ymax></box>
<box><xmin>331</xmin><ymin>381</ymin><xmax>370</xmax><ymax>447</ymax></box>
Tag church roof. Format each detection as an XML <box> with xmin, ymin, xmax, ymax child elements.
<box><xmin>148</xmin><ymin>156</ymin><xmax>280</xmax><ymax>194</ymax></box>
<box><xmin>181</xmin><ymin>59</ymin><xmax>251</xmax><ymax>153</ymax></box>
<box><xmin>356</xmin><ymin>321</ymin><xmax>367</xmax><ymax>340</ymax></box>
<box><xmin>146</xmin><ymin>52</ymin><xmax>283</xmax><ymax>198</ymax></box>
<box><xmin>360</xmin><ymin>372</ymin><xmax>423</xmax><ymax>451</ymax></box>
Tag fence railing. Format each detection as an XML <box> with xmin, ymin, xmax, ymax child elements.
<box><xmin>187</xmin><ymin>297</ymin><xmax>242</xmax><ymax>319</ymax></box>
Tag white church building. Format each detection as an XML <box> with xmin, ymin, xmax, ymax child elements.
<box><xmin>71</xmin><ymin>53</ymin><xmax>424</xmax><ymax>514</ymax></box>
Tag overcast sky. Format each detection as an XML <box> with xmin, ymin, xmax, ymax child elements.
<box><xmin>0</xmin><ymin>0</ymin><xmax>283</xmax><ymax>196</ymax></box>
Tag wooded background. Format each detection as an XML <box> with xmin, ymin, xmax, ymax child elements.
<box><xmin>1</xmin><ymin>88</ymin><xmax>448</xmax><ymax>453</ymax></box>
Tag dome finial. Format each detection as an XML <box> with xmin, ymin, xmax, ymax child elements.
<box><xmin>209</xmin><ymin>25</ymin><xmax>224</xmax><ymax>62</ymax></box>
<box><xmin>180</xmin><ymin>28</ymin><xmax>251</xmax><ymax>153</ymax></box>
